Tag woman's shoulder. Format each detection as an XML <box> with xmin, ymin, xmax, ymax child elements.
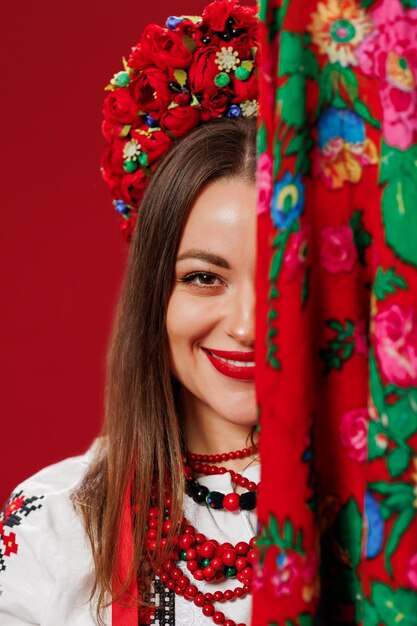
<box><xmin>10</xmin><ymin>440</ymin><xmax>97</xmax><ymax>498</ymax></box>
<box><xmin>0</xmin><ymin>442</ymin><xmax>99</xmax><ymax>625</ymax></box>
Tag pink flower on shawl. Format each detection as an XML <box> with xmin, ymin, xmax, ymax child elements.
<box><xmin>340</xmin><ymin>408</ymin><xmax>369</xmax><ymax>463</ymax></box>
<box><xmin>256</xmin><ymin>152</ymin><xmax>273</xmax><ymax>215</ymax></box>
<box><xmin>271</xmin><ymin>552</ymin><xmax>299</xmax><ymax>597</ymax></box>
<box><xmin>356</xmin><ymin>0</ymin><xmax>417</xmax><ymax>149</ymax></box>
<box><xmin>320</xmin><ymin>225</ymin><xmax>357</xmax><ymax>273</ymax></box>
<box><xmin>374</xmin><ymin>304</ymin><xmax>417</xmax><ymax>387</ymax></box>
<box><xmin>408</xmin><ymin>552</ymin><xmax>417</xmax><ymax>590</ymax></box>
<box><xmin>284</xmin><ymin>226</ymin><xmax>309</xmax><ymax>281</ymax></box>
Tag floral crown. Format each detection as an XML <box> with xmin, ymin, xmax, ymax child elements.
<box><xmin>101</xmin><ymin>0</ymin><xmax>260</xmax><ymax>240</ymax></box>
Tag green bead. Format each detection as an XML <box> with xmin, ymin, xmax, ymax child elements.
<box><xmin>235</xmin><ymin>66</ymin><xmax>250</xmax><ymax>81</ymax></box>
<box><xmin>225</xmin><ymin>566</ymin><xmax>237</xmax><ymax>578</ymax></box>
<box><xmin>180</xmin><ymin>550</ymin><xmax>188</xmax><ymax>561</ymax></box>
<box><xmin>123</xmin><ymin>159</ymin><xmax>139</xmax><ymax>173</ymax></box>
<box><xmin>114</xmin><ymin>71</ymin><xmax>130</xmax><ymax>87</ymax></box>
<box><xmin>214</xmin><ymin>72</ymin><xmax>230</xmax><ymax>88</ymax></box>
<box><xmin>138</xmin><ymin>152</ymin><xmax>148</xmax><ymax>166</ymax></box>
<box><xmin>201</xmin><ymin>558</ymin><xmax>211</xmax><ymax>568</ymax></box>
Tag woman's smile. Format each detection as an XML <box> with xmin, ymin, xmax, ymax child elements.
<box><xmin>201</xmin><ymin>347</ymin><xmax>255</xmax><ymax>381</ymax></box>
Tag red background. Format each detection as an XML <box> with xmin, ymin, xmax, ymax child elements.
<box><xmin>1</xmin><ymin>0</ymin><xmax>207</xmax><ymax>504</ymax></box>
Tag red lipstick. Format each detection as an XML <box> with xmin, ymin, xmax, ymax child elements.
<box><xmin>202</xmin><ymin>347</ymin><xmax>255</xmax><ymax>381</ymax></box>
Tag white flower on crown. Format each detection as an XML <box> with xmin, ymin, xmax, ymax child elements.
<box><xmin>241</xmin><ymin>100</ymin><xmax>259</xmax><ymax>117</ymax></box>
<box><xmin>215</xmin><ymin>46</ymin><xmax>240</xmax><ymax>73</ymax></box>
<box><xmin>123</xmin><ymin>139</ymin><xmax>142</xmax><ymax>161</ymax></box>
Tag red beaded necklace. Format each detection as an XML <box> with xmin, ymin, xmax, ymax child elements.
<box><xmin>187</xmin><ymin>444</ymin><xmax>258</xmax><ymax>464</ymax></box>
<box><xmin>144</xmin><ymin>445</ymin><xmax>259</xmax><ymax>626</ymax></box>
<box><xmin>146</xmin><ymin>499</ymin><xmax>256</xmax><ymax>626</ymax></box>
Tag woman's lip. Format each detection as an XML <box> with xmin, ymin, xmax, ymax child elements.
<box><xmin>202</xmin><ymin>347</ymin><xmax>255</xmax><ymax>361</ymax></box>
<box><xmin>202</xmin><ymin>348</ymin><xmax>255</xmax><ymax>381</ymax></box>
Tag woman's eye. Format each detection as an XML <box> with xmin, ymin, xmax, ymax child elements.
<box><xmin>180</xmin><ymin>272</ymin><xmax>222</xmax><ymax>287</ymax></box>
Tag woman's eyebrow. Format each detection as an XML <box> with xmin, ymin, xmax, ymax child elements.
<box><xmin>176</xmin><ymin>249</ymin><xmax>230</xmax><ymax>269</ymax></box>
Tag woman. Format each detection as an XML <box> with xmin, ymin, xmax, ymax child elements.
<box><xmin>0</xmin><ymin>2</ymin><xmax>261</xmax><ymax>625</ymax></box>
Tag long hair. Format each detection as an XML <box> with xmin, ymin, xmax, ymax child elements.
<box><xmin>73</xmin><ymin>116</ymin><xmax>257</xmax><ymax>618</ymax></box>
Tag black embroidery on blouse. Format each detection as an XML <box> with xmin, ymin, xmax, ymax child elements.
<box><xmin>0</xmin><ymin>490</ymin><xmax>44</xmax><ymax>573</ymax></box>
<box><xmin>139</xmin><ymin>578</ymin><xmax>175</xmax><ymax>626</ymax></box>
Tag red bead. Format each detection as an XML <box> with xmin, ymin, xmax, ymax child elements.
<box><xmin>234</xmin><ymin>587</ymin><xmax>244</xmax><ymax>597</ymax></box>
<box><xmin>224</xmin><ymin>589</ymin><xmax>234</xmax><ymax>600</ymax></box>
<box><xmin>175</xmin><ymin>585</ymin><xmax>184</xmax><ymax>596</ymax></box>
<box><xmin>194</xmin><ymin>569</ymin><xmax>204</xmax><ymax>581</ymax></box>
<box><xmin>195</xmin><ymin>533</ymin><xmax>206</xmax><ymax>544</ymax></box>
<box><xmin>247</xmin><ymin>548</ymin><xmax>257</xmax><ymax>564</ymax></box>
<box><xmin>186</xmin><ymin>548</ymin><xmax>197</xmax><ymax>560</ymax></box>
<box><xmin>221</xmin><ymin>453</ymin><xmax>228</xmax><ymax>461</ymax></box>
<box><xmin>167</xmin><ymin>580</ymin><xmax>176</xmax><ymax>590</ymax></box>
<box><xmin>149</xmin><ymin>519</ymin><xmax>157</xmax><ymax>529</ymax></box>
<box><xmin>235</xmin><ymin>450</ymin><xmax>242</xmax><ymax>458</ymax></box>
<box><xmin>241</xmin><ymin>566</ymin><xmax>253</xmax><ymax>580</ymax></box>
<box><xmin>147</xmin><ymin>529</ymin><xmax>157</xmax><ymax>540</ymax></box>
<box><xmin>149</xmin><ymin>507</ymin><xmax>158</xmax><ymax>518</ymax></box>
<box><xmin>179</xmin><ymin>534</ymin><xmax>194</xmax><ymax>549</ymax></box>
<box><xmin>219</xmin><ymin>542</ymin><xmax>233</xmax><ymax>554</ymax></box>
<box><xmin>209</xmin><ymin>466</ymin><xmax>217</xmax><ymax>475</ymax></box>
<box><xmin>222</xmin><ymin>549</ymin><xmax>236</xmax><ymax>566</ymax></box>
<box><xmin>229</xmin><ymin>451</ymin><xmax>236</xmax><ymax>459</ymax></box>
<box><xmin>194</xmin><ymin>593</ymin><xmax>205</xmax><ymax>607</ymax></box>
<box><xmin>203</xmin><ymin>565</ymin><xmax>216</xmax><ymax>580</ymax></box>
<box><xmin>204</xmin><ymin>593</ymin><xmax>214</xmax><ymax>602</ymax></box>
<box><xmin>200</xmin><ymin>541</ymin><xmax>215</xmax><ymax>558</ymax></box>
<box><xmin>249</xmin><ymin>537</ymin><xmax>256</xmax><ymax>549</ymax></box>
<box><xmin>184</xmin><ymin>525</ymin><xmax>195</xmax><ymax>534</ymax></box>
<box><xmin>211</xmin><ymin>557</ymin><xmax>223</xmax><ymax>571</ymax></box>
<box><xmin>224</xmin><ymin>621</ymin><xmax>236</xmax><ymax>626</ymax></box>
<box><xmin>238</xmin><ymin>477</ymin><xmax>249</xmax><ymax>488</ymax></box>
<box><xmin>215</xmin><ymin>454</ymin><xmax>222</xmax><ymax>462</ymax></box>
<box><xmin>178</xmin><ymin>576</ymin><xmax>189</xmax><ymax>589</ymax></box>
<box><xmin>213</xmin><ymin>611</ymin><xmax>225</xmax><ymax>624</ymax></box>
<box><xmin>247</xmin><ymin>481</ymin><xmax>257</xmax><ymax>491</ymax></box>
<box><xmin>235</xmin><ymin>541</ymin><xmax>249</xmax><ymax>555</ymax></box>
<box><xmin>223</xmin><ymin>493</ymin><xmax>240</xmax><ymax>512</ymax></box>
<box><xmin>235</xmin><ymin>557</ymin><xmax>247</xmax><ymax>571</ymax></box>
<box><xmin>187</xmin><ymin>559</ymin><xmax>198</xmax><ymax>572</ymax></box>
<box><xmin>163</xmin><ymin>520</ymin><xmax>171</xmax><ymax>534</ymax></box>
<box><xmin>243</xmin><ymin>584</ymin><xmax>251</xmax><ymax>593</ymax></box>
<box><xmin>202</xmin><ymin>604</ymin><xmax>215</xmax><ymax>617</ymax></box>
<box><xmin>185</xmin><ymin>585</ymin><xmax>197</xmax><ymax>598</ymax></box>
<box><xmin>160</xmin><ymin>572</ymin><xmax>168</xmax><ymax>582</ymax></box>
<box><xmin>213</xmin><ymin>591</ymin><xmax>224</xmax><ymax>601</ymax></box>
<box><xmin>171</xmin><ymin>567</ymin><xmax>182</xmax><ymax>580</ymax></box>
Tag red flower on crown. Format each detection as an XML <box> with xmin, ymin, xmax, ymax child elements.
<box><xmin>101</xmin><ymin>0</ymin><xmax>260</xmax><ymax>241</ymax></box>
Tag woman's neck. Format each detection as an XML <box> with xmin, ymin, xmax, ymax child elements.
<box><xmin>181</xmin><ymin>389</ymin><xmax>259</xmax><ymax>473</ymax></box>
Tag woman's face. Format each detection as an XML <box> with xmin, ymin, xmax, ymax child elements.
<box><xmin>166</xmin><ymin>177</ymin><xmax>257</xmax><ymax>430</ymax></box>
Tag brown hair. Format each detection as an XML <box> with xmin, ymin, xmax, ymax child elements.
<box><xmin>74</xmin><ymin>116</ymin><xmax>257</xmax><ymax>619</ymax></box>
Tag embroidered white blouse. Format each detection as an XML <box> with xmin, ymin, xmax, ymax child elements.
<box><xmin>0</xmin><ymin>445</ymin><xmax>259</xmax><ymax>626</ymax></box>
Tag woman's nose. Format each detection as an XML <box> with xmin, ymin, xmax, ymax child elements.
<box><xmin>225</xmin><ymin>281</ymin><xmax>255</xmax><ymax>347</ymax></box>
